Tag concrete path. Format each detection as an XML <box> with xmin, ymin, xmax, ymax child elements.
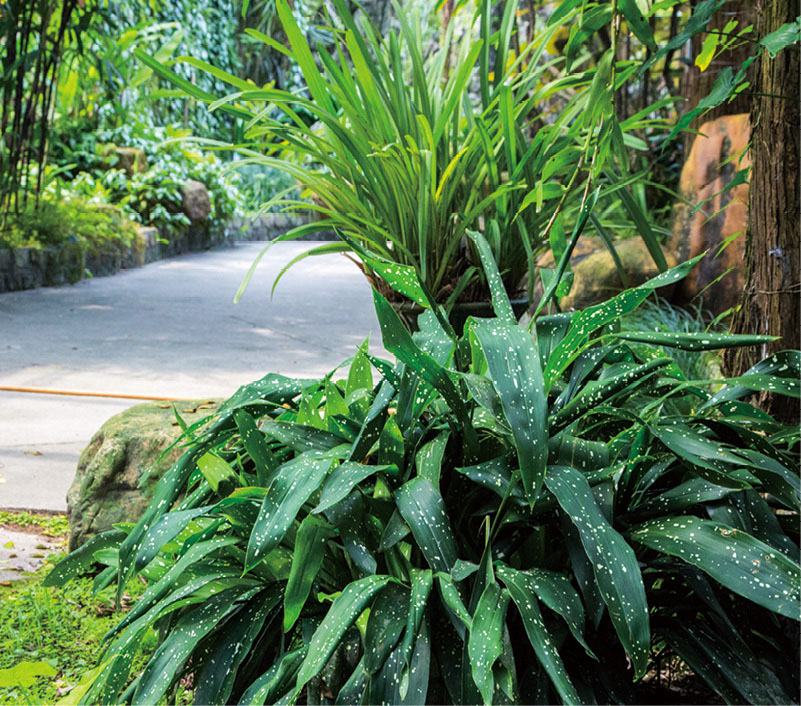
<box><xmin>0</xmin><ymin>242</ymin><xmax>388</xmax><ymax>511</ymax></box>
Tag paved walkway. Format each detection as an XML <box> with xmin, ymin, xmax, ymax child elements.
<box><xmin>0</xmin><ymin>242</ymin><xmax>387</xmax><ymax>511</ymax></box>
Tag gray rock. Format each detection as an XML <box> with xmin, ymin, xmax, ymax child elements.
<box><xmin>181</xmin><ymin>180</ymin><xmax>211</xmax><ymax>222</ymax></box>
<box><xmin>66</xmin><ymin>398</ymin><xmax>222</xmax><ymax>550</ymax></box>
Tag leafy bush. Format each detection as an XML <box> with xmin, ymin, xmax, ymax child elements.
<box><xmin>0</xmin><ymin>197</ymin><xmax>138</xmax><ymax>254</ymax></box>
<box><xmin>49</xmin><ymin>247</ymin><xmax>800</xmax><ymax>705</ymax></box>
<box><xmin>57</xmin><ymin>125</ymin><xmax>244</xmax><ymax>240</ymax></box>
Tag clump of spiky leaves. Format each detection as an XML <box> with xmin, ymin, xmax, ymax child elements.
<box><xmin>135</xmin><ymin>0</ymin><xmax>671</xmax><ymax>307</ymax></box>
<box><xmin>48</xmin><ymin>244</ymin><xmax>800</xmax><ymax>705</ymax></box>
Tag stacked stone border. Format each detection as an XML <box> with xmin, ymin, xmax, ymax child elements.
<box><xmin>0</xmin><ymin>212</ymin><xmax>333</xmax><ymax>294</ymax></box>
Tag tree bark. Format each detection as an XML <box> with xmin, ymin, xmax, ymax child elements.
<box><xmin>723</xmin><ymin>0</ymin><xmax>800</xmax><ymax>423</ymax></box>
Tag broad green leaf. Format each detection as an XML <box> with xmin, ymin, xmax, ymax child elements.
<box><xmin>238</xmin><ymin>647</ymin><xmax>306</xmax><ymax>705</ymax></box>
<box><xmin>612</xmin><ymin>330</ymin><xmax>777</xmax><ymax>351</ymax></box>
<box><xmin>0</xmin><ymin>661</ymin><xmax>56</xmax><ymax>688</ymax></box>
<box><xmin>132</xmin><ymin>585</ymin><xmax>259</xmax><ymax>704</ymax></box>
<box><xmin>436</xmin><ymin>572</ymin><xmax>473</xmax><ymax>631</ymax></box>
<box><xmin>546</xmin><ymin>467</ymin><xmax>650</xmax><ymax>676</ymax></box>
<box><xmin>44</xmin><ymin>529</ymin><xmax>126</xmax><ymax>587</ymax></box>
<box><xmin>373</xmin><ymin>289</ymin><xmax>477</xmax><ymax>459</ymax></box>
<box><xmin>620</xmin><ymin>0</ymin><xmax>657</xmax><ymax>50</ymax></box>
<box><xmin>194</xmin><ymin>589</ymin><xmax>280</xmax><ymax>704</ymax></box>
<box><xmin>468</xmin><ymin>581</ymin><xmax>510</xmax><ymax>705</ymax></box>
<box><xmin>245</xmin><ymin>453</ymin><xmax>332</xmax><ymax>571</ymax></box>
<box><xmin>396</xmin><ymin>477</ymin><xmax>459</xmax><ymax>573</ymax></box>
<box><xmin>284</xmin><ymin>515</ymin><xmax>336</xmax><ymax>631</ymax></box>
<box><xmin>760</xmin><ymin>19</ymin><xmax>801</xmax><ymax>57</ymax></box>
<box><xmin>549</xmin><ymin>358</ymin><xmax>670</xmax><ymax>431</ymax></box>
<box><xmin>472</xmin><ymin>319</ymin><xmax>547</xmax><ymax>506</ymax></box>
<box><xmin>197</xmin><ymin>453</ymin><xmax>237</xmax><ymax>493</ymax></box>
<box><xmin>497</xmin><ymin>563</ymin><xmax>593</xmax><ymax>658</ymax></box>
<box><xmin>135</xmin><ymin>506</ymin><xmax>212</xmax><ymax>570</ymax></box>
<box><xmin>467</xmin><ymin>229</ymin><xmax>515</xmax><ymax>322</ymax></box>
<box><xmin>261</xmin><ymin>420</ymin><xmax>342</xmax><ymax>453</ymax></box>
<box><xmin>400</xmin><ymin>569</ymin><xmax>433</xmax><ymax>665</ymax></box>
<box><xmin>235</xmin><ymin>410</ymin><xmax>279</xmax><ymax>486</ymax></box>
<box><xmin>365</xmin><ymin>582</ymin><xmax>410</xmax><ymax>673</ymax></box>
<box><xmin>294</xmin><ymin>575</ymin><xmax>393</xmax><ymax>695</ymax></box>
<box><xmin>415</xmin><ymin>432</ymin><xmax>449</xmax><ymax>490</ymax></box>
<box><xmin>496</xmin><ymin>565</ymin><xmax>582</xmax><ymax>704</ymax></box>
<box><xmin>349</xmin><ymin>379</ymin><xmax>394</xmax><ymax>462</ymax></box>
<box><xmin>631</xmin><ymin>516</ymin><xmax>801</xmax><ymax>619</ymax></box>
<box><xmin>703</xmin><ymin>350</ymin><xmax>800</xmax><ymax>409</ymax></box>
<box><xmin>314</xmin><ymin>461</ymin><xmax>389</xmax><ymax>514</ymax></box>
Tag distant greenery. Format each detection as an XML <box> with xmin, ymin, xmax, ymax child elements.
<box><xmin>57</xmin><ymin>125</ymin><xmax>245</xmax><ymax>240</ymax></box>
<box><xmin>0</xmin><ymin>197</ymin><xmax>139</xmax><ymax>255</ymax></box>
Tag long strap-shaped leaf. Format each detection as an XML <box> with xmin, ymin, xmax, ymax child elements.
<box><xmin>283</xmin><ymin>515</ymin><xmax>336</xmax><ymax>632</ymax></box>
<box><xmin>245</xmin><ymin>453</ymin><xmax>332</xmax><ymax>571</ymax></box>
<box><xmin>373</xmin><ymin>289</ymin><xmax>478</xmax><ymax>460</ymax></box>
<box><xmin>396</xmin><ymin>476</ymin><xmax>459</xmax><ymax>573</ymax></box>
<box><xmin>293</xmin><ymin>575</ymin><xmax>393</xmax><ymax>697</ymax></box>
<box><xmin>132</xmin><ymin>585</ymin><xmax>260</xmax><ymax>705</ymax></box>
<box><xmin>472</xmin><ymin>319</ymin><xmax>547</xmax><ymax>507</ymax></box>
<box><xmin>546</xmin><ymin>466</ymin><xmax>651</xmax><ymax>677</ymax></box>
<box><xmin>468</xmin><ymin>580</ymin><xmax>510</xmax><ymax>705</ymax></box>
<box><xmin>496</xmin><ymin>564</ymin><xmax>582</xmax><ymax>704</ymax></box>
<box><xmin>630</xmin><ymin>515</ymin><xmax>801</xmax><ymax>619</ymax></box>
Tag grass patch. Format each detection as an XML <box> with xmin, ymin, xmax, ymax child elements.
<box><xmin>0</xmin><ymin>511</ymin><xmax>70</xmax><ymax>539</ymax></box>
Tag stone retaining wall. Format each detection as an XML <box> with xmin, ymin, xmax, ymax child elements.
<box><xmin>0</xmin><ymin>211</ymin><xmax>333</xmax><ymax>294</ymax></box>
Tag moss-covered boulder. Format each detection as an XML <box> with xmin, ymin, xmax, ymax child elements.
<box><xmin>66</xmin><ymin>399</ymin><xmax>222</xmax><ymax>550</ymax></box>
<box><xmin>532</xmin><ymin>236</ymin><xmax>676</xmax><ymax>311</ymax></box>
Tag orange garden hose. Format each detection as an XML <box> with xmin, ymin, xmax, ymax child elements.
<box><xmin>0</xmin><ymin>385</ymin><xmax>188</xmax><ymax>402</ymax></box>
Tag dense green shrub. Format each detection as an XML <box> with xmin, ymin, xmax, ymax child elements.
<box><xmin>49</xmin><ymin>246</ymin><xmax>800</xmax><ymax>705</ymax></box>
<box><xmin>0</xmin><ymin>197</ymin><xmax>138</xmax><ymax>254</ymax></box>
<box><xmin>56</xmin><ymin>125</ymin><xmax>244</xmax><ymax>240</ymax></box>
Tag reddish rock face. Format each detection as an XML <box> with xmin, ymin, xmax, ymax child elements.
<box><xmin>670</xmin><ymin>113</ymin><xmax>750</xmax><ymax>315</ymax></box>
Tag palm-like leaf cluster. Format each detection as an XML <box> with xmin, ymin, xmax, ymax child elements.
<box><xmin>49</xmin><ymin>248</ymin><xmax>800</xmax><ymax>705</ymax></box>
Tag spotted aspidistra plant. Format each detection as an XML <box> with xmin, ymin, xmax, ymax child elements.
<box><xmin>48</xmin><ymin>235</ymin><xmax>800</xmax><ymax>705</ymax></box>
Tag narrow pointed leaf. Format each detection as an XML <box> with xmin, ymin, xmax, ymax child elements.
<box><xmin>546</xmin><ymin>466</ymin><xmax>651</xmax><ymax>676</ymax></box>
<box><xmin>246</xmin><ymin>454</ymin><xmax>331</xmax><ymax>570</ymax></box>
<box><xmin>472</xmin><ymin>319</ymin><xmax>547</xmax><ymax>506</ymax></box>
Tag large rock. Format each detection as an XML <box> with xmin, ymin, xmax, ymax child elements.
<box><xmin>669</xmin><ymin>113</ymin><xmax>750</xmax><ymax>314</ymax></box>
<box><xmin>66</xmin><ymin>399</ymin><xmax>222</xmax><ymax>550</ymax></box>
<box><xmin>102</xmin><ymin>145</ymin><xmax>147</xmax><ymax>177</ymax></box>
<box><xmin>532</xmin><ymin>236</ymin><xmax>676</xmax><ymax>311</ymax></box>
<box><xmin>181</xmin><ymin>180</ymin><xmax>211</xmax><ymax>222</ymax></box>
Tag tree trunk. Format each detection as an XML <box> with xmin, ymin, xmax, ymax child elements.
<box><xmin>723</xmin><ymin>0</ymin><xmax>800</xmax><ymax>423</ymax></box>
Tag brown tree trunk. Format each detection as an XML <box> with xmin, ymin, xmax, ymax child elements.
<box><xmin>723</xmin><ymin>0</ymin><xmax>800</xmax><ymax>423</ymax></box>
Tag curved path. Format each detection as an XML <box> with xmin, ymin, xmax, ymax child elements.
<box><xmin>0</xmin><ymin>242</ymin><xmax>387</xmax><ymax>510</ymax></box>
